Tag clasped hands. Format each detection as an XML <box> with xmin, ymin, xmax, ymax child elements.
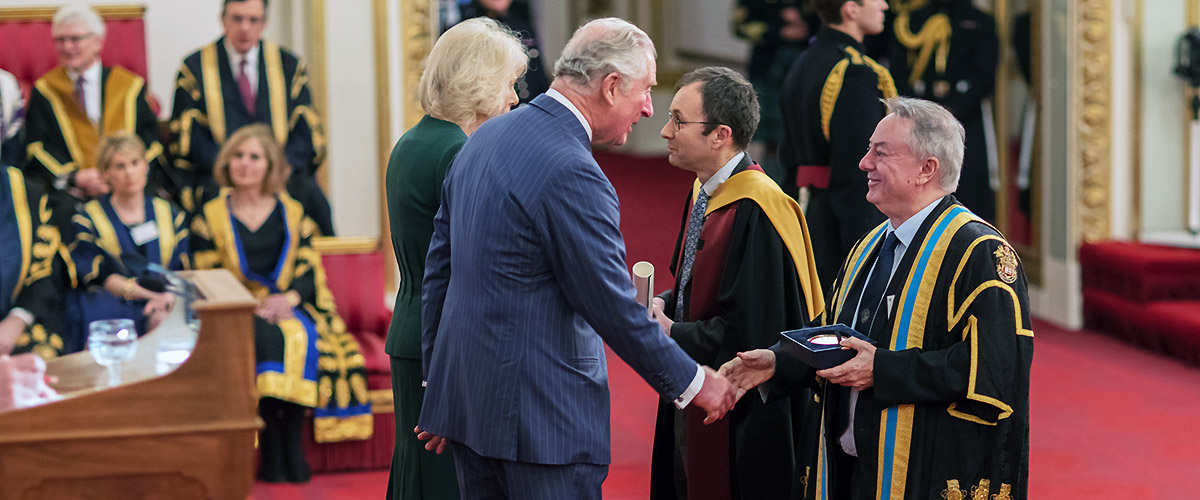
<box><xmin>256</xmin><ymin>292</ymin><xmax>297</xmax><ymax>322</ymax></box>
<box><xmin>717</xmin><ymin>337</ymin><xmax>878</xmax><ymax>402</ymax></box>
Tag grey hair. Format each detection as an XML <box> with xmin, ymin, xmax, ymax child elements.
<box><xmin>53</xmin><ymin>3</ymin><xmax>106</xmax><ymax>38</ymax></box>
<box><xmin>883</xmin><ymin>96</ymin><xmax>965</xmax><ymax>191</ymax></box>
<box><xmin>553</xmin><ymin>17</ymin><xmax>655</xmax><ymax>94</ymax></box>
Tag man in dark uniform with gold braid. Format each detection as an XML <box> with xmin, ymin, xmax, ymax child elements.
<box><xmin>170</xmin><ymin>0</ymin><xmax>334</xmax><ymax>236</ymax></box>
<box><xmin>888</xmin><ymin>0</ymin><xmax>998</xmax><ymax>222</ymax></box>
<box><xmin>780</xmin><ymin>0</ymin><xmax>896</xmax><ymax>292</ymax></box>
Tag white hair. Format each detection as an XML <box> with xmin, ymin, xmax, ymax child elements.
<box><xmin>53</xmin><ymin>3</ymin><xmax>106</xmax><ymax>38</ymax></box>
<box><xmin>883</xmin><ymin>96</ymin><xmax>965</xmax><ymax>191</ymax></box>
<box><xmin>552</xmin><ymin>17</ymin><xmax>655</xmax><ymax>94</ymax></box>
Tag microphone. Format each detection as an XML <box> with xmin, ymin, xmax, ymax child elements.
<box><xmin>137</xmin><ymin>275</ymin><xmax>168</xmax><ymax>293</ymax></box>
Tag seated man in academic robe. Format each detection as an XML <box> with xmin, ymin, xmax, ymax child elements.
<box><xmin>23</xmin><ymin>4</ymin><xmax>171</xmax><ymax>200</ymax></box>
<box><xmin>170</xmin><ymin>0</ymin><xmax>334</xmax><ymax>236</ymax></box>
<box><xmin>721</xmin><ymin>97</ymin><xmax>1032</xmax><ymax>500</ymax></box>
<box><xmin>649</xmin><ymin>66</ymin><xmax>825</xmax><ymax>500</ymax></box>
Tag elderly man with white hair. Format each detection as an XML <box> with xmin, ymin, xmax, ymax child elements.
<box><xmin>722</xmin><ymin>96</ymin><xmax>1032</xmax><ymax>500</ymax></box>
<box><xmin>24</xmin><ymin>3</ymin><xmax>168</xmax><ymax>198</ymax></box>
<box><xmin>415</xmin><ymin>17</ymin><xmax>737</xmax><ymax>500</ymax></box>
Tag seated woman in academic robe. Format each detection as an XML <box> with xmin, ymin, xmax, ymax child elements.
<box><xmin>189</xmin><ymin>124</ymin><xmax>371</xmax><ymax>483</ymax></box>
<box><xmin>0</xmin><ymin>166</ymin><xmax>74</xmax><ymax>359</ymax></box>
<box><xmin>69</xmin><ymin>134</ymin><xmax>183</xmax><ymax>347</ymax></box>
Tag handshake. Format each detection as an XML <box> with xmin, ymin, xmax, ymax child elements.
<box><xmin>689</xmin><ymin>349</ymin><xmax>779</xmax><ymax>424</ymax></box>
<box><xmin>695</xmin><ymin>335</ymin><xmax>880</xmax><ymax>423</ymax></box>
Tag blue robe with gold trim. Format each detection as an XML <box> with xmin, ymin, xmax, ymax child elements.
<box><xmin>69</xmin><ymin>195</ymin><xmax>189</xmax><ymax>347</ymax></box>
<box><xmin>785</xmin><ymin>196</ymin><xmax>1031</xmax><ymax>500</ymax></box>
<box><xmin>1</xmin><ymin>167</ymin><xmax>74</xmax><ymax>359</ymax></box>
<box><xmin>190</xmin><ymin>190</ymin><xmax>370</xmax><ymax>442</ymax></box>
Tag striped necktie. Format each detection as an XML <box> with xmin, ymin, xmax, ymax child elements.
<box><xmin>674</xmin><ymin>188</ymin><xmax>710</xmax><ymax>322</ymax></box>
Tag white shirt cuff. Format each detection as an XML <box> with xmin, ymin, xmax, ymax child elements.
<box><xmin>673</xmin><ymin>365</ymin><xmax>705</xmax><ymax>409</ymax></box>
<box><xmin>8</xmin><ymin>307</ymin><xmax>33</xmax><ymax>327</ymax></box>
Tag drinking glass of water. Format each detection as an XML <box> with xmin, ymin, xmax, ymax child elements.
<box><xmin>88</xmin><ymin>319</ymin><xmax>138</xmax><ymax>387</ymax></box>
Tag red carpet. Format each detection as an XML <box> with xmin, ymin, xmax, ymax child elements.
<box><xmin>252</xmin><ymin>152</ymin><xmax>1200</xmax><ymax>498</ymax></box>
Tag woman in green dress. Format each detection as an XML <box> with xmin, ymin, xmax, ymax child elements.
<box><xmin>191</xmin><ymin>124</ymin><xmax>371</xmax><ymax>483</ymax></box>
<box><xmin>384</xmin><ymin>17</ymin><xmax>528</xmax><ymax>500</ymax></box>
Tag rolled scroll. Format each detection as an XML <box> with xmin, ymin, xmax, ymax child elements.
<box><xmin>631</xmin><ymin>261</ymin><xmax>655</xmax><ymax>316</ymax></box>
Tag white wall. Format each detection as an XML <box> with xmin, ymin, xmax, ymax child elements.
<box><xmin>1139</xmin><ymin>0</ymin><xmax>1188</xmax><ymax>234</ymax></box>
<box><xmin>324</xmin><ymin>0</ymin><xmax>380</xmax><ymax>239</ymax></box>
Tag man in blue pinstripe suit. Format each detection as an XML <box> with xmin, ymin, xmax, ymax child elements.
<box><xmin>416</xmin><ymin>18</ymin><xmax>738</xmax><ymax>500</ymax></box>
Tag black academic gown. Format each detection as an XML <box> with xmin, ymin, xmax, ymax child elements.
<box><xmin>780</xmin><ymin>27</ymin><xmax>895</xmax><ymax>292</ymax></box>
<box><xmin>170</xmin><ymin>37</ymin><xmax>334</xmax><ymax>235</ymax></box>
<box><xmin>773</xmin><ymin>196</ymin><xmax>1032</xmax><ymax>500</ymax></box>
<box><xmin>23</xmin><ymin>65</ymin><xmax>174</xmax><ymax>197</ymax></box>
<box><xmin>888</xmin><ymin>1</ymin><xmax>999</xmax><ymax>222</ymax></box>
<box><xmin>2</xmin><ymin>167</ymin><xmax>74</xmax><ymax>359</ymax></box>
<box><xmin>650</xmin><ymin>158</ymin><xmax>824</xmax><ymax>500</ymax></box>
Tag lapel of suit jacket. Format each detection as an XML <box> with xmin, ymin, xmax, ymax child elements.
<box><xmin>529</xmin><ymin>93</ymin><xmax>592</xmax><ymax>152</ymax></box>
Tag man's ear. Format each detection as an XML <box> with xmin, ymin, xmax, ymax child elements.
<box><xmin>601</xmin><ymin>72</ymin><xmax>621</xmax><ymax>106</ymax></box>
<box><xmin>841</xmin><ymin>0</ymin><xmax>859</xmax><ymax>23</ymax></box>
<box><xmin>712</xmin><ymin>125</ymin><xmax>733</xmax><ymax>149</ymax></box>
<box><xmin>918</xmin><ymin>156</ymin><xmax>940</xmax><ymax>186</ymax></box>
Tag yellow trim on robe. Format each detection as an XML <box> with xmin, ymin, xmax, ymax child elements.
<box><xmin>33</xmin><ymin>72</ymin><xmax>86</xmax><ymax>175</ymax></box>
<box><xmin>25</xmin><ymin>142</ymin><xmax>75</xmax><ymax>177</ymax></box>
<box><xmin>263</xmin><ymin>42</ymin><xmax>289</xmax><ymax>146</ymax></box>
<box><xmin>153</xmin><ymin>197</ymin><xmax>176</xmax><ymax>266</ymax></box>
<box><xmin>8</xmin><ymin>168</ymin><xmax>32</xmax><ymax>305</ymax></box>
<box><xmin>83</xmin><ymin>200</ymin><xmax>123</xmax><ymax>260</ymax></box>
<box><xmin>874</xmin><ymin>208</ymin><xmax>974</xmax><ymax>500</ymax></box>
<box><xmin>200</xmin><ymin>43</ymin><xmax>227</xmax><ymax>144</ymax></box>
<box><xmin>34</xmin><ymin>67</ymin><xmax>144</xmax><ymax>173</ymax></box>
<box><xmin>101</xmin><ymin>70</ymin><xmax>143</xmax><ymax>134</ymax></box>
<box><xmin>699</xmin><ymin>168</ymin><xmax>826</xmax><ymax>318</ymax></box>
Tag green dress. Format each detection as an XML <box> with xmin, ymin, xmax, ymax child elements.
<box><xmin>384</xmin><ymin>115</ymin><xmax>464</xmax><ymax>500</ymax></box>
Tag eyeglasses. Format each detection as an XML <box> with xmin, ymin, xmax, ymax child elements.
<box><xmin>53</xmin><ymin>34</ymin><xmax>95</xmax><ymax>45</ymax></box>
<box><xmin>670</xmin><ymin>114</ymin><xmax>723</xmax><ymax>132</ymax></box>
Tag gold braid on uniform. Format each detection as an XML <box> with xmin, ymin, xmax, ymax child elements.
<box><xmin>890</xmin><ymin>0</ymin><xmax>929</xmax><ymax>13</ymax></box>
<box><xmin>893</xmin><ymin>11</ymin><xmax>953</xmax><ymax>87</ymax></box>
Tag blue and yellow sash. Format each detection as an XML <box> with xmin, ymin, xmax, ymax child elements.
<box><xmin>814</xmin><ymin>205</ymin><xmax>978</xmax><ymax>500</ymax></box>
<box><xmin>875</xmin><ymin>205</ymin><xmax>975</xmax><ymax>500</ymax></box>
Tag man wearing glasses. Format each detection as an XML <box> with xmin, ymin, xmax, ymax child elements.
<box><xmin>170</xmin><ymin>0</ymin><xmax>334</xmax><ymax>236</ymax></box>
<box><xmin>649</xmin><ymin>66</ymin><xmax>824</xmax><ymax>500</ymax></box>
<box><xmin>24</xmin><ymin>4</ymin><xmax>168</xmax><ymax>199</ymax></box>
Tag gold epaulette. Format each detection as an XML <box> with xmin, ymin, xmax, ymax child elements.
<box><xmin>819</xmin><ymin>47</ymin><xmax>898</xmax><ymax>141</ymax></box>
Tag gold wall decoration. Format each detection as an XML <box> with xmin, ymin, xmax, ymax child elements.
<box><xmin>1077</xmin><ymin>0</ymin><xmax>1112</xmax><ymax>242</ymax></box>
<box><xmin>309</xmin><ymin>0</ymin><xmax>331</xmax><ymax>193</ymax></box>
<box><xmin>0</xmin><ymin>5</ymin><xmax>144</xmax><ymax>21</ymax></box>
<box><xmin>401</xmin><ymin>0</ymin><xmax>433</xmax><ymax>130</ymax></box>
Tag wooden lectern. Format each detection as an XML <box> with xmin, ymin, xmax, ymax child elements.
<box><xmin>0</xmin><ymin>270</ymin><xmax>261</xmax><ymax>500</ymax></box>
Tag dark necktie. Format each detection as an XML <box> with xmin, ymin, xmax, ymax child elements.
<box><xmin>74</xmin><ymin>76</ymin><xmax>87</xmax><ymax>116</ymax></box>
<box><xmin>854</xmin><ymin>232</ymin><xmax>900</xmax><ymax>335</ymax></box>
<box><xmin>237</xmin><ymin>58</ymin><xmax>256</xmax><ymax>116</ymax></box>
<box><xmin>674</xmin><ymin>189</ymin><xmax>710</xmax><ymax>322</ymax></box>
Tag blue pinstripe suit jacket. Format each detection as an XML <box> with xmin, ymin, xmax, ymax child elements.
<box><xmin>418</xmin><ymin>94</ymin><xmax>699</xmax><ymax>466</ymax></box>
